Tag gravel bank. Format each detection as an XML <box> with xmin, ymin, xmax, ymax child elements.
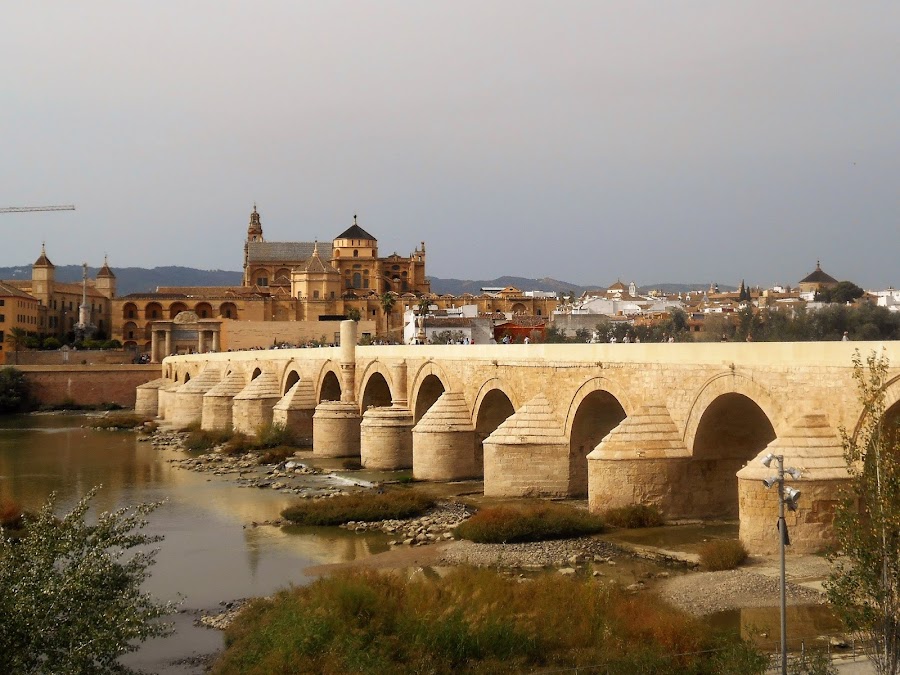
<box><xmin>657</xmin><ymin>568</ymin><xmax>825</xmax><ymax>615</ymax></box>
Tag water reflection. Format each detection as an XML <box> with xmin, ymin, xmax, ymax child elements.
<box><xmin>704</xmin><ymin>604</ymin><xmax>844</xmax><ymax>651</ymax></box>
<box><xmin>0</xmin><ymin>414</ymin><xmax>391</xmax><ymax>673</ymax></box>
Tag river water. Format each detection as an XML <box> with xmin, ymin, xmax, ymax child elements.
<box><xmin>0</xmin><ymin>414</ymin><xmax>391</xmax><ymax>673</ymax></box>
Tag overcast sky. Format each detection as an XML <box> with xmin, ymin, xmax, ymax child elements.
<box><xmin>3</xmin><ymin>2</ymin><xmax>898</xmax><ymax>289</ymax></box>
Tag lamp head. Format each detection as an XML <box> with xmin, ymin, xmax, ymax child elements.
<box><xmin>784</xmin><ymin>486</ymin><xmax>801</xmax><ymax>511</ymax></box>
<box><xmin>761</xmin><ymin>453</ymin><xmax>775</xmax><ymax>468</ymax></box>
<box><xmin>762</xmin><ymin>476</ymin><xmax>778</xmax><ymax>489</ymax></box>
<box><xmin>786</xmin><ymin>467</ymin><xmax>802</xmax><ymax>480</ymax></box>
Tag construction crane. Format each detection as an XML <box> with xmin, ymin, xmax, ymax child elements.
<box><xmin>0</xmin><ymin>205</ymin><xmax>75</xmax><ymax>213</ymax></box>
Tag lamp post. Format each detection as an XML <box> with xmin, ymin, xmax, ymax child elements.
<box><xmin>761</xmin><ymin>452</ymin><xmax>801</xmax><ymax>675</ymax></box>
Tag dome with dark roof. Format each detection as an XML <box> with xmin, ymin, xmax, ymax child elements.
<box><xmin>336</xmin><ymin>215</ymin><xmax>376</xmax><ymax>242</ymax></box>
<box><xmin>800</xmin><ymin>261</ymin><xmax>838</xmax><ymax>285</ymax></box>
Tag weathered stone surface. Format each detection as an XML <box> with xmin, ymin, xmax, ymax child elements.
<box><xmin>413</xmin><ymin>392</ymin><xmax>476</xmax><ymax>480</ymax></box>
<box><xmin>233</xmin><ymin>372</ymin><xmax>281</xmax><ymax>436</ymax></box>
<box><xmin>313</xmin><ymin>401</ymin><xmax>361</xmax><ymax>457</ymax></box>
<box><xmin>272</xmin><ymin>379</ymin><xmax>316</xmax><ymax>444</ymax></box>
<box><xmin>360</xmin><ymin>406</ymin><xmax>414</xmax><ymax>469</ymax></box>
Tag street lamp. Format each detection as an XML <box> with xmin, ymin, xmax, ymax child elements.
<box><xmin>761</xmin><ymin>452</ymin><xmax>802</xmax><ymax>675</ymax></box>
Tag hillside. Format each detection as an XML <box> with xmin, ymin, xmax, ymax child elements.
<box><xmin>0</xmin><ymin>264</ymin><xmax>727</xmax><ymax>298</ymax></box>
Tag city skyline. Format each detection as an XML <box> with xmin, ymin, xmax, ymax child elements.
<box><xmin>3</xmin><ymin>2</ymin><xmax>898</xmax><ymax>288</ymax></box>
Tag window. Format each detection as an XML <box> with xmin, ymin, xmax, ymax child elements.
<box><xmin>353</xmin><ymin>272</ymin><xmax>362</xmax><ymax>288</ymax></box>
<box><xmin>330</xmin><ymin>291</ymin><xmax>335</xmax><ymax>299</ymax></box>
<box><xmin>257</xmin><ymin>277</ymin><xmax>268</xmax><ymax>286</ymax></box>
<box><xmin>313</xmin><ymin>290</ymin><xmax>320</xmax><ymax>299</ymax></box>
<box><xmin>0</xmin><ymin>315</ymin><xmax>4</xmax><ymax>323</ymax></box>
<box><xmin>353</xmin><ymin>250</ymin><xmax>358</xmax><ymax>258</ymax></box>
<box><xmin>0</xmin><ymin>299</ymin><xmax>4</xmax><ymax>306</ymax></box>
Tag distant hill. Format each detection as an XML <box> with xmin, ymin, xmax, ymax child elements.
<box><xmin>0</xmin><ymin>265</ymin><xmax>242</xmax><ymax>296</ymax></box>
<box><xmin>426</xmin><ymin>276</ymin><xmax>732</xmax><ymax>297</ymax></box>
<box><xmin>0</xmin><ymin>263</ymin><xmax>731</xmax><ymax>298</ymax></box>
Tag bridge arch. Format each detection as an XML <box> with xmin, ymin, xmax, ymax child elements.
<box><xmin>317</xmin><ymin>363</ymin><xmax>342</xmax><ymax>403</ymax></box>
<box><xmin>410</xmin><ymin>361</ymin><xmax>453</xmax><ymax>422</ymax></box>
<box><xmin>250</xmin><ymin>367</ymin><xmax>262</xmax><ymax>381</ymax></box>
<box><xmin>358</xmin><ymin>361</ymin><xmax>395</xmax><ymax>410</ymax></box>
<box><xmin>473</xmin><ymin>378</ymin><xmax>517</xmax><ymax>474</ymax></box>
<box><xmin>849</xmin><ymin>371</ymin><xmax>900</xmax><ymax>448</ymax></box>
<box><xmin>361</xmin><ymin>371</ymin><xmax>393</xmax><ymax>410</ymax></box>
<box><xmin>282</xmin><ymin>369</ymin><xmax>300</xmax><ymax>396</ymax></box>
<box><xmin>566</xmin><ymin>378</ymin><xmax>629</xmax><ymax>497</ymax></box>
<box><xmin>683</xmin><ymin>372</ymin><xmax>782</xmax><ymax>453</ymax></box>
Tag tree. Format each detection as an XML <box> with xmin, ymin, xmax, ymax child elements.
<box><xmin>4</xmin><ymin>327</ymin><xmax>28</xmax><ymax>365</ymax></box>
<box><xmin>0</xmin><ymin>366</ymin><xmax>30</xmax><ymax>413</ymax></box>
<box><xmin>345</xmin><ymin>307</ymin><xmax>361</xmax><ymax>322</ymax></box>
<box><xmin>0</xmin><ymin>489</ymin><xmax>177</xmax><ymax>674</ymax></box>
<box><xmin>826</xmin><ymin>350</ymin><xmax>900</xmax><ymax>674</ymax></box>
<box><xmin>380</xmin><ymin>292</ymin><xmax>396</xmax><ymax>338</ymax></box>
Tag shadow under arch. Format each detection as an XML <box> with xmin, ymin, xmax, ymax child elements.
<box><xmin>851</xmin><ymin>371</ymin><xmax>900</xmax><ymax>448</ymax></box>
<box><xmin>282</xmin><ymin>369</ymin><xmax>300</xmax><ymax>396</ymax></box>
<box><xmin>361</xmin><ymin>372</ymin><xmax>392</xmax><ymax>410</ymax></box>
<box><xmin>250</xmin><ymin>367</ymin><xmax>262</xmax><ymax>381</ymax></box>
<box><xmin>682</xmin><ymin>372</ymin><xmax>783</xmax><ymax>453</ymax></box>
<box><xmin>319</xmin><ymin>370</ymin><xmax>342</xmax><ymax>403</ymax></box>
<box><xmin>358</xmin><ymin>361</ymin><xmax>395</xmax><ymax>411</ymax></box>
<box><xmin>409</xmin><ymin>361</ymin><xmax>453</xmax><ymax>423</ymax></box>
<box><xmin>472</xmin><ymin>379</ymin><xmax>517</xmax><ymax>476</ymax></box>
<box><xmin>690</xmin><ymin>392</ymin><xmax>776</xmax><ymax>518</ymax></box>
<box><xmin>567</xmin><ymin>386</ymin><xmax>627</xmax><ymax>498</ymax></box>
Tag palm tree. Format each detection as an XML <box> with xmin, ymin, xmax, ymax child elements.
<box><xmin>380</xmin><ymin>292</ymin><xmax>396</xmax><ymax>339</ymax></box>
<box><xmin>4</xmin><ymin>327</ymin><xmax>28</xmax><ymax>365</ymax></box>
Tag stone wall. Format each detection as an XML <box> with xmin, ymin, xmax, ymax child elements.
<box><xmin>220</xmin><ymin>319</ymin><xmax>377</xmax><ymax>351</ymax></box>
<box><xmin>20</xmin><ymin>365</ymin><xmax>162</xmax><ymax>407</ymax></box>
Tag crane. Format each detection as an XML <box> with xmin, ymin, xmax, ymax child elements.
<box><xmin>0</xmin><ymin>205</ymin><xmax>75</xmax><ymax>213</ymax></box>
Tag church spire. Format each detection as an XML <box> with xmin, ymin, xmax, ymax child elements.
<box><xmin>247</xmin><ymin>203</ymin><xmax>263</xmax><ymax>242</ymax></box>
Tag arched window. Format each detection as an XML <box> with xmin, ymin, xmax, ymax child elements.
<box><xmin>353</xmin><ymin>272</ymin><xmax>362</xmax><ymax>288</ymax></box>
<box><xmin>353</xmin><ymin>250</ymin><xmax>359</xmax><ymax>258</ymax></box>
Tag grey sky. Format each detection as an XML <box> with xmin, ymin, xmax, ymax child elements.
<box><xmin>3</xmin><ymin>2</ymin><xmax>898</xmax><ymax>289</ymax></box>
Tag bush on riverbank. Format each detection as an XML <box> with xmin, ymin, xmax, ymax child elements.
<box><xmin>212</xmin><ymin>568</ymin><xmax>768</xmax><ymax>675</ymax></box>
<box><xmin>257</xmin><ymin>446</ymin><xmax>296</xmax><ymax>465</ymax></box>
<box><xmin>91</xmin><ymin>413</ymin><xmax>150</xmax><ymax>430</ymax></box>
<box><xmin>454</xmin><ymin>502</ymin><xmax>606</xmax><ymax>544</ymax></box>
<box><xmin>0</xmin><ymin>367</ymin><xmax>31</xmax><ymax>414</ymax></box>
<box><xmin>699</xmin><ymin>539</ymin><xmax>749</xmax><ymax>571</ymax></box>
<box><xmin>281</xmin><ymin>488</ymin><xmax>434</xmax><ymax>526</ymax></box>
<box><xmin>254</xmin><ymin>422</ymin><xmax>298</xmax><ymax>449</ymax></box>
<box><xmin>183</xmin><ymin>428</ymin><xmax>235</xmax><ymax>451</ymax></box>
<box><xmin>603</xmin><ymin>504</ymin><xmax>664</xmax><ymax>528</ymax></box>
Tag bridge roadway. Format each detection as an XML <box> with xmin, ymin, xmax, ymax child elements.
<box><xmin>140</xmin><ymin>322</ymin><xmax>900</xmax><ymax>554</ymax></box>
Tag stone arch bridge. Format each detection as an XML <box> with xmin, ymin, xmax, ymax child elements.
<box><xmin>138</xmin><ymin>322</ymin><xmax>900</xmax><ymax>555</ymax></box>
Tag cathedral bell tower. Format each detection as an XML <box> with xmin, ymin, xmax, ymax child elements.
<box><xmin>243</xmin><ymin>204</ymin><xmax>264</xmax><ymax>285</ymax></box>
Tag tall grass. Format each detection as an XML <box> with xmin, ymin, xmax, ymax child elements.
<box><xmin>603</xmin><ymin>504</ymin><xmax>664</xmax><ymax>528</ymax></box>
<box><xmin>454</xmin><ymin>502</ymin><xmax>606</xmax><ymax>543</ymax></box>
<box><xmin>281</xmin><ymin>489</ymin><xmax>434</xmax><ymax>526</ymax></box>
<box><xmin>183</xmin><ymin>428</ymin><xmax>235</xmax><ymax>452</ymax></box>
<box><xmin>254</xmin><ymin>422</ymin><xmax>297</xmax><ymax>449</ymax></box>
<box><xmin>212</xmin><ymin>568</ymin><xmax>768</xmax><ymax>674</ymax></box>
<box><xmin>699</xmin><ymin>539</ymin><xmax>749</xmax><ymax>571</ymax></box>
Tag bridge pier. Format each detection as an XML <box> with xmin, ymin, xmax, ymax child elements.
<box><xmin>313</xmin><ymin>401</ymin><xmax>361</xmax><ymax>457</ymax></box>
<box><xmin>157</xmin><ymin>380</ymin><xmax>181</xmax><ymax>420</ymax></box>
<box><xmin>737</xmin><ymin>414</ymin><xmax>849</xmax><ymax>555</ymax></box>
<box><xmin>360</xmin><ymin>407</ymin><xmax>414</xmax><ymax>469</ymax></box>
<box><xmin>272</xmin><ymin>379</ymin><xmax>316</xmax><ymax>446</ymax></box>
<box><xmin>202</xmin><ymin>371</ymin><xmax>246</xmax><ymax>431</ymax></box>
<box><xmin>587</xmin><ymin>405</ymin><xmax>692</xmax><ymax>516</ymax></box>
<box><xmin>233</xmin><ymin>372</ymin><xmax>281</xmax><ymax>437</ymax></box>
<box><xmin>413</xmin><ymin>391</ymin><xmax>477</xmax><ymax>480</ymax></box>
<box><xmin>483</xmin><ymin>393</ymin><xmax>571</xmax><ymax>497</ymax></box>
<box><xmin>135</xmin><ymin>378</ymin><xmax>169</xmax><ymax>418</ymax></box>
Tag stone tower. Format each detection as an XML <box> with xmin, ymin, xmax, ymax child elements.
<box><xmin>243</xmin><ymin>204</ymin><xmax>264</xmax><ymax>286</ymax></box>
<box><xmin>95</xmin><ymin>255</ymin><xmax>116</xmax><ymax>298</ymax></box>
<box><xmin>31</xmin><ymin>243</ymin><xmax>55</xmax><ymax>303</ymax></box>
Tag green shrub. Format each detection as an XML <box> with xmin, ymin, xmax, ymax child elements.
<box><xmin>0</xmin><ymin>367</ymin><xmax>30</xmax><ymax>414</ymax></box>
<box><xmin>699</xmin><ymin>539</ymin><xmax>749</xmax><ymax>571</ymax></box>
<box><xmin>257</xmin><ymin>446</ymin><xmax>296</xmax><ymax>465</ymax></box>
<box><xmin>42</xmin><ymin>337</ymin><xmax>62</xmax><ymax>350</ymax></box>
<box><xmin>454</xmin><ymin>502</ymin><xmax>606</xmax><ymax>544</ymax></box>
<box><xmin>90</xmin><ymin>414</ymin><xmax>150</xmax><ymax>430</ymax></box>
<box><xmin>254</xmin><ymin>422</ymin><xmax>298</xmax><ymax>449</ymax></box>
<box><xmin>183</xmin><ymin>428</ymin><xmax>234</xmax><ymax>452</ymax></box>
<box><xmin>282</xmin><ymin>489</ymin><xmax>434</xmax><ymax>526</ymax></box>
<box><xmin>603</xmin><ymin>504</ymin><xmax>664</xmax><ymax>528</ymax></box>
<box><xmin>212</xmin><ymin>568</ymin><xmax>767</xmax><ymax>675</ymax></box>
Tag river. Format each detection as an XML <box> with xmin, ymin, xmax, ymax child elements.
<box><xmin>0</xmin><ymin>414</ymin><xmax>391</xmax><ymax>674</ymax></box>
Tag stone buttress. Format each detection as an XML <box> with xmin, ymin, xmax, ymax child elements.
<box><xmin>135</xmin><ymin>378</ymin><xmax>170</xmax><ymax>418</ymax></box>
<box><xmin>169</xmin><ymin>365</ymin><xmax>223</xmax><ymax>428</ymax></box>
<box><xmin>482</xmin><ymin>393</ymin><xmax>570</xmax><ymax>497</ymax></box>
<box><xmin>360</xmin><ymin>360</ymin><xmax>414</xmax><ymax>469</ymax></box>
<box><xmin>587</xmin><ymin>404</ymin><xmax>691</xmax><ymax>516</ymax></box>
<box><xmin>202</xmin><ymin>370</ymin><xmax>247</xmax><ymax>431</ymax></box>
<box><xmin>412</xmin><ymin>391</ymin><xmax>476</xmax><ymax>480</ymax></box>
<box><xmin>232</xmin><ymin>372</ymin><xmax>281</xmax><ymax>436</ymax></box>
<box><xmin>157</xmin><ymin>380</ymin><xmax>182</xmax><ymax>420</ymax></box>
<box><xmin>737</xmin><ymin>413</ymin><xmax>850</xmax><ymax>555</ymax></box>
<box><xmin>272</xmin><ymin>379</ymin><xmax>316</xmax><ymax>446</ymax></box>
